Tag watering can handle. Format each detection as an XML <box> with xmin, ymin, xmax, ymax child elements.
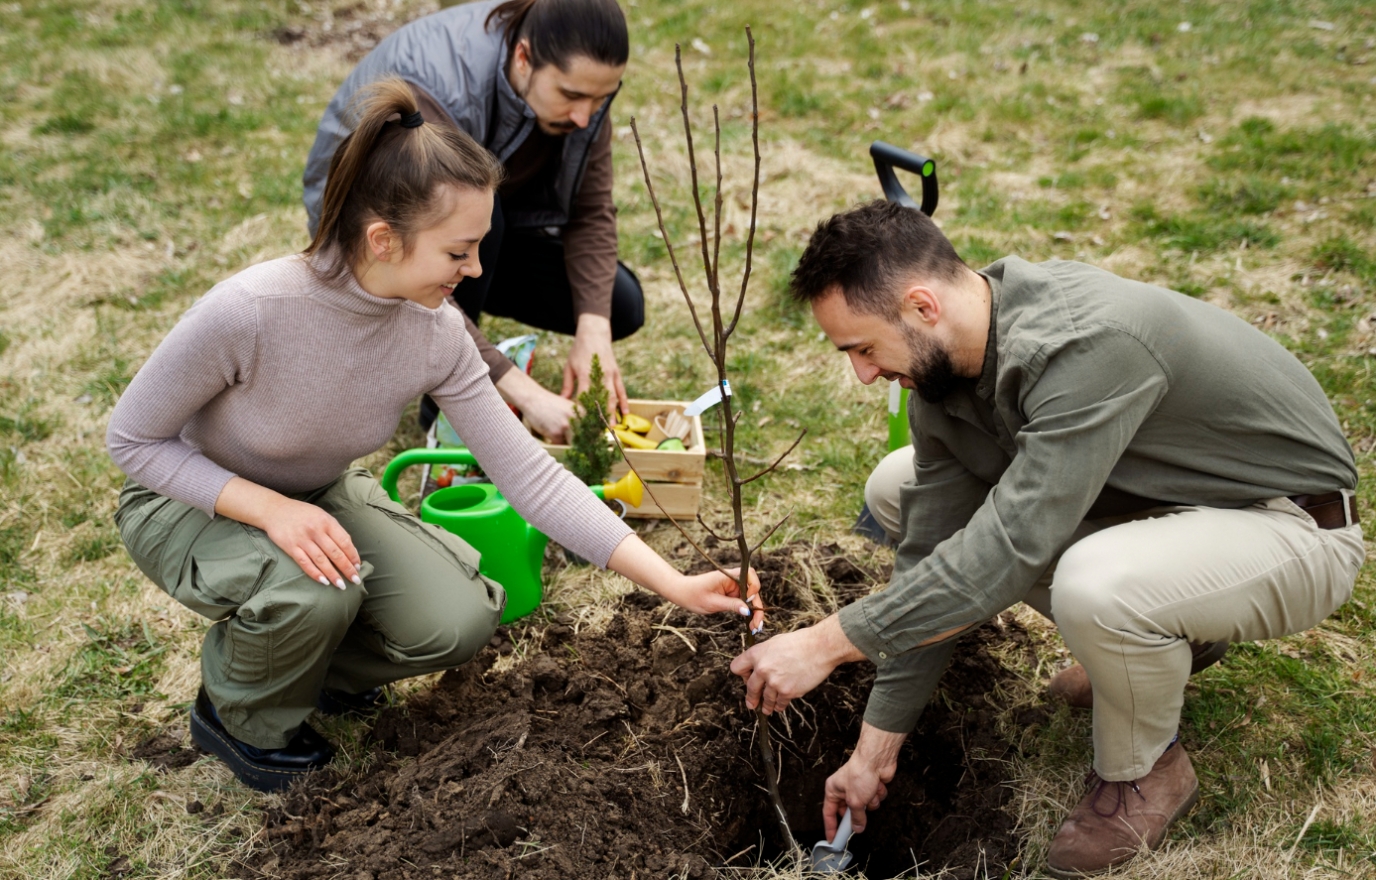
<box><xmin>870</xmin><ymin>141</ymin><xmax>939</xmax><ymax>217</ymax></box>
<box><xmin>380</xmin><ymin>448</ymin><xmax>479</xmax><ymax>503</ymax></box>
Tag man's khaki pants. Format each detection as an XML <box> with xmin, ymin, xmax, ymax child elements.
<box><xmin>116</xmin><ymin>469</ymin><xmax>505</xmax><ymax>749</ymax></box>
<box><xmin>867</xmin><ymin>447</ymin><xmax>1366</xmax><ymax>780</ymax></box>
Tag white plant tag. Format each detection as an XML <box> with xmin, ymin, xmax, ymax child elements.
<box><xmin>684</xmin><ymin>381</ymin><xmax>730</xmax><ymax>416</ymax></box>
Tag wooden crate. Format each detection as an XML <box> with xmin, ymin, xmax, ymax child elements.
<box><xmin>540</xmin><ymin>399</ymin><xmax>705</xmax><ymax>519</ymax></box>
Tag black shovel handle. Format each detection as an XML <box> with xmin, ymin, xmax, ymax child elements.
<box><xmin>870</xmin><ymin>141</ymin><xmax>938</xmax><ymax>216</ymax></box>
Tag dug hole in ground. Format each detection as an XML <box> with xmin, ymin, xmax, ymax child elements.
<box><xmin>236</xmin><ymin>540</ymin><xmax>1041</xmax><ymax>879</ymax></box>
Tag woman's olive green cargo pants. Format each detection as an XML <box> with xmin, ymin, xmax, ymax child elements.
<box><xmin>116</xmin><ymin>468</ymin><xmax>505</xmax><ymax>748</ymax></box>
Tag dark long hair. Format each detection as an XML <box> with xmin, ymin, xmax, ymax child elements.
<box><xmin>305</xmin><ymin>78</ymin><xmax>504</xmax><ymax>280</ymax></box>
<box><xmin>486</xmin><ymin>0</ymin><xmax>629</xmax><ymax>71</ymax></box>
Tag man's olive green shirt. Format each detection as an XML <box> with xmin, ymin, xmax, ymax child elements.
<box><xmin>838</xmin><ymin>257</ymin><xmax>1358</xmax><ymax>733</ymax></box>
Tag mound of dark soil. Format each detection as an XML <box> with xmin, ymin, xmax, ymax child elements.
<box><xmin>250</xmin><ymin>544</ymin><xmax>1038</xmax><ymax>879</ymax></box>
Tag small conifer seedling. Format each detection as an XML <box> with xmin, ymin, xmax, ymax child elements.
<box><xmin>564</xmin><ymin>354</ymin><xmax>616</xmax><ymax>487</ymax></box>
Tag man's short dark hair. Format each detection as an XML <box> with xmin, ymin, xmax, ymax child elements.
<box><xmin>790</xmin><ymin>200</ymin><xmax>968</xmax><ymax>315</ymax></box>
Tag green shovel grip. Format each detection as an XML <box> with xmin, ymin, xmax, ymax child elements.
<box><xmin>380</xmin><ymin>448</ymin><xmax>479</xmax><ymax>503</ymax></box>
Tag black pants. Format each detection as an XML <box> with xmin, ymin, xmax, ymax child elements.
<box><xmin>452</xmin><ymin>196</ymin><xmax>644</xmax><ymax>340</ymax></box>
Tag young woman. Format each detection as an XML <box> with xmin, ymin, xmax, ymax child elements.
<box><xmin>109</xmin><ymin>78</ymin><xmax>761</xmax><ymax>792</ymax></box>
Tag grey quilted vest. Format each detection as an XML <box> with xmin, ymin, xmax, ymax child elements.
<box><xmin>302</xmin><ymin>0</ymin><xmax>614</xmax><ymax>236</ymax></box>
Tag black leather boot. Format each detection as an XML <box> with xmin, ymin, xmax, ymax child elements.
<box><xmin>190</xmin><ymin>687</ymin><xmax>334</xmax><ymax>792</ymax></box>
<box><xmin>316</xmin><ymin>686</ymin><xmax>386</xmax><ymax>717</ymax></box>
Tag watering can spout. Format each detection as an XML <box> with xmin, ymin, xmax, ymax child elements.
<box><xmin>593</xmin><ymin>471</ymin><xmax>644</xmax><ymax>511</ymax></box>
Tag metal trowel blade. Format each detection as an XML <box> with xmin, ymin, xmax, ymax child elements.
<box><xmin>809</xmin><ymin>807</ymin><xmax>856</xmax><ymax>874</ymax></box>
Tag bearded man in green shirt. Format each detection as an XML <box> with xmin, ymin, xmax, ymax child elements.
<box><xmin>730</xmin><ymin>200</ymin><xmax>1365</xmax><ymax>876</ymax></box>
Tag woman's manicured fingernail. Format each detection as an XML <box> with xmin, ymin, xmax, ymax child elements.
<box><xmin>335</xmin><ymin>578</ymin><xmax>346</xmax><ymax>590</ymax></box>
<box><xmin>318</xmin><ymin>576</ymin><xmax>330</xmax><ymax>586</ymax></box>
<box><xmin>351</xmin><ymin>574</ymin><xmax>362</xmax><ymax>585</ymax></box>
<box><xmin>739</xmin><ymin>606</ymin><xmax>751</xmax><ymax>616</ymax></box>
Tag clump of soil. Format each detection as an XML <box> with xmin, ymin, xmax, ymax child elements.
<box><xmin>128</xmin><ymin>729</ymin><xmax>203</xmax><ymax>772</ymax></box>
<box><xmin>251</xmin><ymin>544</ymin><xmax>1038</xmax><ymax>879</ymax></box>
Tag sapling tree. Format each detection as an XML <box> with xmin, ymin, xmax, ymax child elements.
<box><xmin>564</xmin><ymin>354</ymin><xmax>617</xmax><ymax>487</ymax></box>
<box><xmin>624</xmin><ymin>27</ymin><xmax>805</xmax><ymax>850</ymax></box>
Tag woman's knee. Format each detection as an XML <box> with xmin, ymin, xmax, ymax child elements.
<box><xmin>387</xmin><ymin>601</ymin><xmax>502</xmax><ymax>670</ymax></box>
<box><xmin>243</xmin><ymin>569</ymin><xmax>365</xmax><ymax>636</ymax></box>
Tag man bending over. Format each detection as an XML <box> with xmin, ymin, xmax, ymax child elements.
<box><xmin>731</xmin><ymin>200</ymin><xmax>1363</xmax><ymax>876</ymax></box>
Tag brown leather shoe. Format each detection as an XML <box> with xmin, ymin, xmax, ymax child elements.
<box><xmin>1047</xmin><ymin>662</ymin><xmax>1093</xmax><ymax>709</ymax></box>
<box><xmin>1048</xmin><ymin>641</ymin><xmax>1228</xmax><ymax>710</ymax></box>
<box><xmin>1045</xmin><ymin>742</ymin><xmax>1199</xmax><ymax>877</ymax></box>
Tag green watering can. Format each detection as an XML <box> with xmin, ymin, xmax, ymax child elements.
<box><xmin>381</xmin><ymin>448</ymin><xmax>548</xmax><ymax>624</ymax></box>
<box><xmin>887</xmin><ymin>383</ymin><xmax>911</xmax><ymax>452</ymax></box>
<box><xmin>380</xmin><ymin>448</ymin><xmax>645</xmax><ymax>624</ymax></box>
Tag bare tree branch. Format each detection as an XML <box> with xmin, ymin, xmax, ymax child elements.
<box><xmin>637</xmin><ymin>28</ymin><xmax>796</xmax><ymax>854</ymax></box>
<box><xmin>629</xmin><ymin>117</ymin><xmax>714</xmax><ymax>361</ymax></box>
<box><xmin>738</xmin><ymin>428</ymin><xmax>807</xmax><ymax>487</ymax></box>
<box><xmin>749</xmin><ymin>513</ymin><xmax>793</xmax><ymax>558</ymax></box>
<box><xmin>695</xmin><ymin>513</ymin><xmax>733</xmax><ymax>544</ymax></box>
<box><xmin>725</xmin><ymin>26</ymin><xmax>762</xmax><ymax>340</ymax></box>
<box><xmin>598</xmin><ymin>411</ymin><xmax>737</xmax><ymax>584</ymax></box>
<box><xmin>711</xmin><ymin>104</ymin><xmax>724</xmax><ymax>284</ymax></box>
<box><xmin>675</xmin><ymin>45</ymin><xmax>717</xmax><ymax>300</ymax></box>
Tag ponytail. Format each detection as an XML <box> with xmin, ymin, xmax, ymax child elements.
<box><xmin>485</xmin><ymin>0</ymin><xmax>628</xmax><ymax>71</ymax></box>
<box><xmin>305</xmin><ymin>77</ymin><xmax>504</xmax><ymax>280</ymax></box>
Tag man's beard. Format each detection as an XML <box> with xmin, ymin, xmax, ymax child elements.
<box><xmin>901</xmin><ymin>324</ymin><xmax>959</xmax><ymax>403</ymax></box>
<box><xmin>515</xmin><ymin>80</ymin><xmax>578</xmax><ymax>135</ymax></box>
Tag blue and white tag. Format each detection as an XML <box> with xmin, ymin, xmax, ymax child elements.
<box><xmin>683</xmin><ymin>380</ymin><xmax>732</xmax><ymax>416</ymax></box>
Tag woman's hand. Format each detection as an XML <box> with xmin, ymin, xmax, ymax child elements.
<box><xmin>214</xmin><ymin>476</ymin><xmax>361</xmax><ymax>589</ymax></box>
<box><xmin>605</xmin><ymin>535</ymin><xmax>764</xmax><ymax>629</ymax></box>
<box><xmin>262</xmin><ymin>498</ymin><xmax>362</xmax><ymax>589</ymax></box>
<box><xmin>657</xmin><ymin>566</ymin><xmax>765</xmax><ymax>632</ymax></box>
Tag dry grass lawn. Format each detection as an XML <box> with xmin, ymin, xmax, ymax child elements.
<box><xmin>1</xmin><ymin>0</ymin><xmax>1374</xmax><ymax>876</ymax></box>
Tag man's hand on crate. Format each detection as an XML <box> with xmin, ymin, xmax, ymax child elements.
<box><xmin>496</xmin><ymin>368</ymin><xmax>576</xmax><ymax>443</ymax></box>
<box><xmin>563</xmin><ymin>314</ymin><xmax>630</xmax><ymax>417</ymax></box>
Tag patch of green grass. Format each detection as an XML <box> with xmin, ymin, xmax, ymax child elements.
<box><xmin>956</xmin><ymin>236</ymin><xmax>1004</xmax><ymax>268</ymax></box>
<box><xmin>770</xmin><ymin>69</ymin><xmax>824</xmax><ymax>118</ymax></box>
<box><xmin>0</xmin><ymin>524</ymin><xmax>34</xmax><ymax>588</ymax></box>
<box><xmin>1198</xmin><ymin>176</ymin><xmax>1291</xmax><ymax>215</ymax></box>
<box><xmin>1172</xmin><ymin>277</ymin><xmax>1208</xmax><ymax>298</ymax></box>
<box><xmin>55</xmin><ymin>617</ymin><xmax>169</xmax><ymax>705</ymax></box>
<box><xmin>33</xmin><ymin>114</ymin><xmax>96</xmax><ymax>135</ymax></box>
<box><xmin>1210</xmin><ymin>117</ymin><xmax>1376</xmax><ymax>188</ymax></box>
<box><xmin>1037</xmin><ymin>171</ymin><xmax>1085</xmax><ymax>190</ymax></box>
<box><xmin>1117</xmin><ymin>72</ymin><xmax>1203</xmax><ymax>125</ymax></box>
<box><xmin>1298</xmin><ymin>817</ymin><xmax>1376</xmax><ymax>856</ymax></box>
<box><xmin>80</xmin><ymin>358</ymin><xmax>133</xmax><ymax>408</ymax></box>
<box><xmin>64</xmin><ymin>529</ymin><xmax>122</xmax><ymax>565</ymax></box>
<box><xmin>1312</xmin><ymin>236</ymin><xmax>1376</xmax><ymax>286</ymax></box>
<box><xmin>0</xmin><ymin>403</ymin><xmax>55</xmax><ymax>444</ymax></box>
<box><xmin>1132</xmin><ymin>204</ymin><xmax>1281</xmax><ymax>252</ymax></box>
